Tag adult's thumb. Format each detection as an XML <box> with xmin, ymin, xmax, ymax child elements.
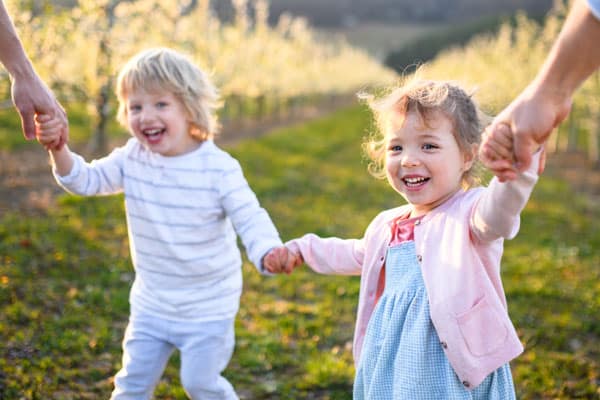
<box><xmin>513</xmin><ymin>134</ymin><xmax>533</xmax><ymax>173</ymax></box>
<box><xmin>19</xmin><ymin>109</ymin><xmax>36</xmax><ymax>140</ymax></box>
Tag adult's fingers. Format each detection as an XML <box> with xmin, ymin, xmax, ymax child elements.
<box><xmin>18</xmin><ymin>107</ymin><xmax>36</xmax><ymax>140</ymax></box>
<box><xmin>482</xmin><ymin>138</ymin><xmax>513</xmax><ymax>162</ymax></box>
<box><xmin>512</xmin><ymin>130</ymin><xmax>535</xmax><ymax>173</ymax></box>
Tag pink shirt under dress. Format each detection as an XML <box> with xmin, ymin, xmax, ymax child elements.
<box><xmin>374</xmin><ymin>213</ymin><xmax>422</xmax><ymax>305</ymax></box>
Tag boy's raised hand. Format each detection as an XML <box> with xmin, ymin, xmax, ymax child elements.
<box><xmin>35</xmin><ymin>113</ymin><xmax>66</xmax><ymax>150</ymax></box>
<box><xmin>263</xmin><ymin>246</ymin><xmax>303</xmax><ymax>274</ymax></box>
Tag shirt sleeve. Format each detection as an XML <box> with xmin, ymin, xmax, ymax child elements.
<box><xmin>54</xmin><ymin>141</ymin><xmax>131</xmax><ymax>196</ymax></box>
<box><xmin>470</xmin><ymin>150</ymin><xmax>541</xmax><ymax>243</ymax></box>
<box><xmin>218</xmin><ymin>159</ymin><xmax>282</xmax><ymax>273</ymax></box>
<box><xmin>286</xmin><ymin>233</ymin><xmax>364</xmax><ymax>276</ymax></box>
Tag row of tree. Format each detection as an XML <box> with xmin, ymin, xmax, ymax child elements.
<box><xmin>2</xmin><ymin>0</ymin><xmax>396</xmax><ymax>151</ymax></box>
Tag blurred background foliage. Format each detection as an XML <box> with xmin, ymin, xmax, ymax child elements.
<box><xmin>1</xmin><ymin>0</ymin><xmax>599</xmax><ymax>398</ymax></box>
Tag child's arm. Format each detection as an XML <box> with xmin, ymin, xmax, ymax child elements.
<box><xmin>219</xmin><ymin>159</ymin><xmax>283</xmax><ymax>273</ymax></box>
<box><xmin>35</xmin><ymin>113</ymin><xmax>74</xmax><ymax>176</ymax></box>
<box><xmin>48</xmin><ymin>144</ymin><xmax>74</xmax><ymax>177</ymax></box>
<box><xmin>285</xmin><ymin>234</ymin><xmax>364</xmax><ymax>276</ymax></box>
<box><xmin>471</xmin><ymin>144</ymin><xmax>543</xmax><ymax>243</ymax></box>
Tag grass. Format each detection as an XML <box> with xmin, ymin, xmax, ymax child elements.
<box><xmin>1</xmin><ymin>105</ymin><xmax>599</xmax><ymax>399</ymax></box>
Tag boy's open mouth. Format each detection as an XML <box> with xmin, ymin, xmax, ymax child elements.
<box><xmin>143</xmin><ymin>128</ymin><xmax>165</xmax><ymax>143</ymax></box>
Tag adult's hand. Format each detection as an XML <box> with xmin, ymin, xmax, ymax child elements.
<box><xmin>482</xmin><ymin>0</ymin><xmax>600</xmax><ymax>180</ymax></box>
<box><xmin>1</xmin><ymin>1</ymin><xmax>67</xmax><ymax>148</ymax></box>
<box><xmin>484</xmin><ymin>82</ymin><xmax>571</xmax><ymax>175</ymax></box>
<box><xmin>11</xmin><ymin>72</ymin><xmax>68</xmax><ymax>148</ymax></box>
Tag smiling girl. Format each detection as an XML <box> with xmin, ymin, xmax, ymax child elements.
<box><xmin>35</xmin><ymin>48</ymin><xmax>282</xmax><ymax>400</ymax></box>
<box><xmin>265</xmin><ymin>78</ymin><xmax>543</xmax><ymax>399</ymax></box>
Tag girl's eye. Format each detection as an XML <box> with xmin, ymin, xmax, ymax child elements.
<box><xmin>389</xmin><ymin>145</ymin><xmax>402</xmax><ymax>152</ymax></box>
<box><xmin>423</xmin><ymin>143</ymin><xmax>438</xmax><ymax>150</ymax></box>
<box><xmin>129</xmin><ymin>104</ymin><xmax>141</xmax><ymax>112</ymax></box>
<box><xmin>156</xmin><ymin>101</ymin><xmax>168</xmax><ymax>108</ymax></box>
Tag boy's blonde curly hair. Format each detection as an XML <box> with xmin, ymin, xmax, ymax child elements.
<box><xmin>116</xmin><ymin>48</ymin><xmax>221</xmax><ymax>141</ymax></box>
<box><xmin>361</xmin><ymin>76</ymin><xmax>489</xmax><ymax>189</ymax></box>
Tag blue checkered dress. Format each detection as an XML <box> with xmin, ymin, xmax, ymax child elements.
<box><xmin>353</xmin><ymin>241</ymin><xmax>516</xmax><ymax>399</ymax></box>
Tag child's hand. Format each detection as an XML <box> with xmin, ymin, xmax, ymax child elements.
<box><xmin>263</xmin><ymin>246</ymin><xmax>303</xmax><ymax>274</ymax></box>
<box><xmin>479</xmin><ymin>123</ymin><xmax>518</xmax><ymax>182</ymax></box>
<box><xmin>35</xmin><ymin>113</ymin><xmax>67</xmax><ymax>150</ymax></box>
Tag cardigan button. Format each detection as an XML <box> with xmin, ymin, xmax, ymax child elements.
<box><xmin>380</xmin><ymin>256</ymin><xmax>384</xmax><ymax>262</ymax></box>
<box><xmin>415</xmin><ymin>219</ymin><xmax>421</xmax><ymax>225</ymax></box>
<box><xmin>416</xmin><ymin>255</ymin><xmax>422</xmax><ymax>262</ymax></box>
<box><xmin>440</xmin><ymin>341</ymin><xmax>448</xmax><ymax>349</ymax></box>
<box><xmin>462</xmin><ymin>381</ymin><xmax>471</xmax><ymax>388</ymax></box>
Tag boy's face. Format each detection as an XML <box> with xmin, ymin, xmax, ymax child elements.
<box><xmin>385</xmin><ymin>110</ymin><xmax>475</xmax><ymax>217</ymax></box>
<box><xmin>126</xmin><ymin>89</ymin><xmax>200</xmax><ymax>157</ymax></box>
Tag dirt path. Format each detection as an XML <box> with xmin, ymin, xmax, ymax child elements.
<box><xmin>0</xmin><ymin>145</ymin><xmax>62</xmax><ymax>215</ymax></box>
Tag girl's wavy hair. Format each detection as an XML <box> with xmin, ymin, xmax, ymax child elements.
<box><xmin>360</xmin><ymin>76</ymin><xmax>488</xmax><ymax>189</ymax></box>
<box><xmin>116</xmin><ymin>48</ymin><xmax>221</xmax><ymax>141</ymax></box>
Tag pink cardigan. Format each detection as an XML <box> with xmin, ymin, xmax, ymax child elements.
<box><xmin>286</xmin><ymin>152</ymin><xmax>540</xmax><ymax>390</ymax></box>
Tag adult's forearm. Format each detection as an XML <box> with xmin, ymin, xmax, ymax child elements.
<box><xmin>534</xmin><ymin>0</ymin><xmax>600</xmax><ymax>97</ymax></box>
<box><xmin>0</xmin><ymin>2</ymin><xmax>34</xmax><ymax>78</ymax></box>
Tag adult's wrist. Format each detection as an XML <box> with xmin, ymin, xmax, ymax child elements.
<box><xmin>526</xmin><ymin>78</ymin><xmax>573</xmax><ymax>124</ymax></box>
<box><xmin>7</xmin><ymin>57</ymin><xmax>36</xmax><ymax>81</ymax></box>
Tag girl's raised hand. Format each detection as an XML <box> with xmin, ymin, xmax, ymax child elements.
<box><xmin>479</xmin><ymin>123</ymin><xmax>518</xmax><ymax>182</ymax></box>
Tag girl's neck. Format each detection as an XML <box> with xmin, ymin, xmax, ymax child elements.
<box><xmin>408</xmin><ymin>187</ymin><xmax>463</xmax><ymax>218</ymax></box>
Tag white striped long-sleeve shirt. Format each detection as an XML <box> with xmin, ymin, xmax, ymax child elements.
<box><xmin>54</xmin><ymin>138</ymin><xmax>282</xmax><ymax>322</ymax></box>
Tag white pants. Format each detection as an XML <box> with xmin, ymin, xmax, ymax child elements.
<box><xmin>111</xmin><ymin>313</ymin><xmax>238</xmax><ymax>400</ymax></box>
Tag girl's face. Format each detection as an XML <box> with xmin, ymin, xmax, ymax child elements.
<box><xmin>385</xmin><ymin>110</ymin><xmax>475</xmax><ymax>217</ymax></box>
<box><xmin>126</xmin><ymin>89</ymin><xmax>200</xmax><ymax>157</ymax></box>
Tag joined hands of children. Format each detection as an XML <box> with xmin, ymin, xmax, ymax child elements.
<box><xmin>263</xmin><ymin>246</ymin><xmax>304</xmax><ymax>274</ymax></box>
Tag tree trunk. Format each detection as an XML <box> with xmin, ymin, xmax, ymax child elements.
<box><xmin>88</xmin><ymin>81</ymin><xmax>111</xmax><ymax>157</ymax></box>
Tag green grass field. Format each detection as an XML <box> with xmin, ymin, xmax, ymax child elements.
<box><xmin>1</xmin><ymin>105</ymin><xmax>599</xmax><ymax>399</ymax></box>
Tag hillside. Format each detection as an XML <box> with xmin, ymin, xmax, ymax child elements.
<box><xmin>212</xmin><ymin>0</ymin><xmax>554</xmax><ymax>27</ymax></box>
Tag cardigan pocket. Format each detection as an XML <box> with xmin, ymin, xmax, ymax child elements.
<box><xmin>456</xmin><ymin>294</ymin><xmax>508</xmax><ymax>357</ymax></box>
